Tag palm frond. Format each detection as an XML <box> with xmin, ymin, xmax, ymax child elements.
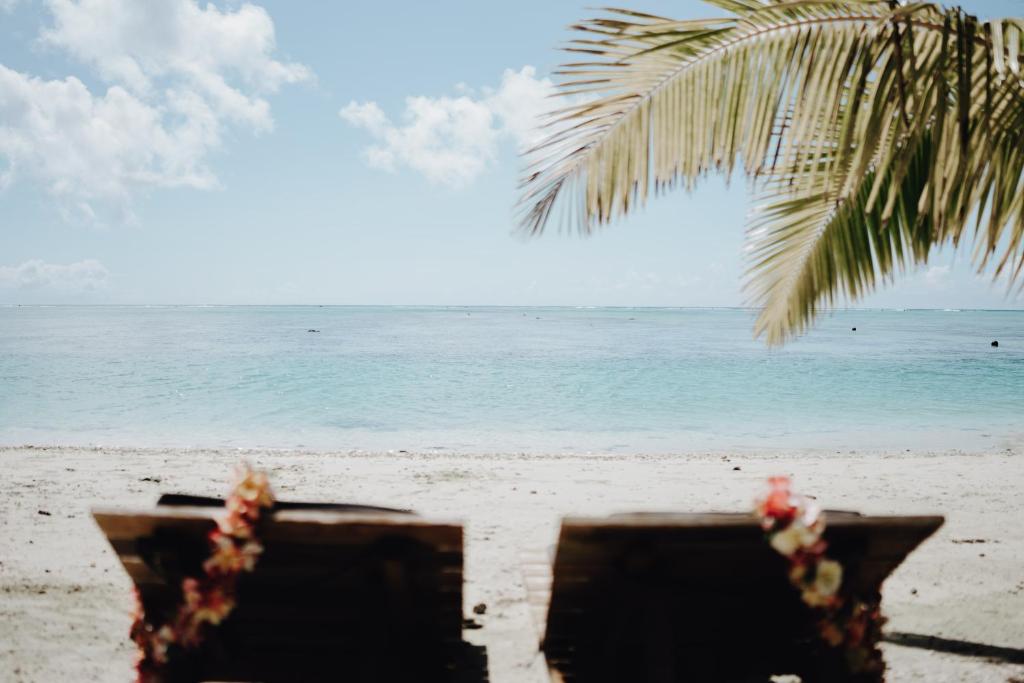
<box><xmin>747</xmin><ymin>136</ymin><xmax>935</xmax><ymax>345</ymax></box>
<box><xmin>519</xmin><ymin>0</ymin><xmax>1024</xmax><ymax>343</ymax></box>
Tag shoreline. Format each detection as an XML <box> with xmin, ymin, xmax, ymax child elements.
<box><xmin>2</xmin><ymin>445</ymin><xmax>1023</xmax><ymax>682</ymax></box>
<box><xmin>3</xmin><ymin>440</ymin><xmax>1021</xmax><ymax>458</ymax></box>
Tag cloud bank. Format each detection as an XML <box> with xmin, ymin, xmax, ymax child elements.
<box><xmin>0</xmin><ymin>259</ymin><xmax>110</xmax><ymax>291</ymax></box>
<box><xmin>340</xmin><ymin>66</ymin><xmax>556</xmax><ymax>187</ymax></box>
<box><xmin>0</xmin><ymin>0</ymin><xmax>310</xmax><ymax>222</ymax></box>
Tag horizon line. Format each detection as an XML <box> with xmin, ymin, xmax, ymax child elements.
<box><xmin>2</xmin><ymin>304</ymin><xmax>1023</xmax><ymax>312</ymax></box>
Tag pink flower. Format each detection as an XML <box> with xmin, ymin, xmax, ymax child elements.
<box><xmin>757</xmin><ymin>476</ymin><xmax>798</xmax><ymax>527</ymax></box>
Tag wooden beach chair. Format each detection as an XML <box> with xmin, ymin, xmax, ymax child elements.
<box><xmin>533</xmin><ymin>512</ymin><xmax>942</xmax><ymax>683</ymax></box>
<box><xmin>94</xmin><ymin>495</ymin><xmax>487</xmax><ymax>683</ymax></box>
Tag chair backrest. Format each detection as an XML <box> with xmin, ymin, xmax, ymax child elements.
<box><xmin>543</xmin><ymin>511</ymin><xmax>943</xmax><ymax>683</ymax></box>
<box><xmin>94</xmin><ymin>502</ymin><xmax>467</xmax><ymax>682</ymax></box>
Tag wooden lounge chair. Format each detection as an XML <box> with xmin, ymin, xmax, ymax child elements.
<box><xmin>534</xmin><ymin>511</ymin><xmax>943</xmax><ymax>683</ymax></box>
<box><xmin>94</xmin><ymin>495</ymin><xmax>487</xmax><ymax>683</ymax></box>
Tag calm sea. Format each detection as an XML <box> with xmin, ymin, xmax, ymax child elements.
<box><xmin>1</xmin><ymin>306</ymin><xmax>1021</xmax><ymax>453</ymax></box>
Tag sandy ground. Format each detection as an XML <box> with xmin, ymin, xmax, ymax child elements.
<box><xmin>1</xmin><ymin>445</ymin><xmax>1022</xmax><ymax>683</ymax></box>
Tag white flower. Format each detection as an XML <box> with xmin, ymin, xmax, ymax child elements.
<box><xmin>800</xmin><ymin>500</ymin><xmax>823</xmax><ymax>528</ymax></box>
<box><xmin>770</xmin><ymin>525</ymin><xmax>803</xmax><ymax>555</ymax></box>
<box><xmin>769</xmin><ymin>523</ymin><xmax>819</xmax><ymax>556</ymax></box>
<box><xmin>814</xmin><ymin>559</ymin><xmax>843</xmax><ymax>597</ymax></box>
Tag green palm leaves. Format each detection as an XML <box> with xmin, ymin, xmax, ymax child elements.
<box><xmin>518</xmin><ymin>1</ymin><xmax>1024</xmax><ymax>344</ymax></box>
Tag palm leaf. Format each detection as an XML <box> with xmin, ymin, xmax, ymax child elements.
<box><xmin>519</xmin><ymin>0</ymin><xmax>1024</xmax><ymax>343</ymax></box>
<box><xmin>747</xmin><ymin>136</ymin><xmax>935</xmax><ymax>344</ymax></box>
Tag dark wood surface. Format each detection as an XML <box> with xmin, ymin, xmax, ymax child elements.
<box><xmin>543</xmin><ymin>512</ymin><xmax>943</xmax><ymax>683</ymax></box>
<box><xmin>94</xmin><ymin>506</ymin><xmax>486</xmax><ymax>682</ymax></box>
<box><xmin>156</xmin><ymin>493</ymin><xmax>413</xmax><ymax>515</ymax></box>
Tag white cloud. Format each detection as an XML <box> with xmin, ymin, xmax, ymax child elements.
<box><xmin>483</xmin><ymin>66</ymin><xmax>560</xmax><ymax>150</ymax></box>
<box><xmin>40</xmin><ymin>0</ymin><xmax>310</xmax><ymax>125</ymax></box>
<box><xmin>0</xmin><ymin>259</ymin><xmax>110</xmax><ymax>291</ymax></box>
<box><xmin>340</xmin><ymin>66</ymin><xmax>556</xmax><ymax>188</ymax></box>
<box><xmin>924</xmin><ymin>264</ymin><xmax>951</xmax><ymax>289</ymax></box>
<box><xmin>0</xmin><ymin>65</ymin><xmax>219</xmax><ymax>214</ymax></box>
<box><xmin>0</xmin><ymin>0</ymin><xmax>310</xmax><ymax>222</ymax></box>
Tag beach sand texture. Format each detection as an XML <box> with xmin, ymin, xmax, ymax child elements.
<box><xmin>1</xmin><ymin>446</ymin><xmax>1022</xmax><ymax>682</ymax></box>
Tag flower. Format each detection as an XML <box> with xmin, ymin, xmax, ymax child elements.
<box><xmin>819</xmin><ymin>621</ymin><xmax>845</xmax><ymax>647</ymax></box>
<box><xmin>813</xmin><ymin>559</ymin><xmax>843</xmax><ymax>598</ymax></box>
<box><xmin>216</xmin><ymin>508</ymin><xmax>254</xmax><ymax>538</ymax></box>
<box><xmin>802</xmin><ymin>586</ymin><xmax>838</xmax><ymax>608</ymax></box>
<box><xmin>757</xmin><ymin>476</ymin><xmax>798</xmax><ymax>526</ymax></box>
<box><xmin>203</xmin><ymin>534</ymin><xmax>260</xmax><ymax>574</ymax></box>
<box><xmin>754</xmin><ymin>476</ymin><xmax>883</xmax><ymax>675</ymax></box>
<box><xmin>769</xmin><ymin>523</ymin><xmax>820</xmax><ymax>556</ymax></box>
<box><xmin>133</xmin><ymin>464</ymin><xmax>274</xmax><ymax>681</ymax></box>
<box><xmin>232</xmin><ymin>466</ymin><xmax>274</xmax><ymax>510</ymax></box>
<box><xmin>184</xmin><ymin>579</ymin><xmax>234</xmax><ymax>626</ymax></box>
<box><xmin>151</xmin><ymin>626</ymin><xmax>176</xmax><ymax>663</ymax></box>
<box><xmin>800</xmin><ymin>499</ymin><xmax>823</xmax><ymax>529</ymax></box>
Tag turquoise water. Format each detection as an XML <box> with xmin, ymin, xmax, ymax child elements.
<box><xmin>0</xmin><ymin>306</ymin><xmax>1021</xmax><ymax>452</ymax></box>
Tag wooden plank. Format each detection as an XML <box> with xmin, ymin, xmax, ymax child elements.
<box><xmin>95</xmin><ymin>507</ymin><xmax>462</xmax><ymax>549</ymax></box>
<box><xmin>525</xmin><ymin>574</ymin><xmax>552</xmax><ymax>592</ymax></box>
<box><xmin>519</xmin><ymin>548</ymin><xmax>556</xmax><ymax>643</ymax></box>
<box><xmin>521</xmin><ymin>564</ymin><xmax>552</xmax><ymax>579</ymax></box>
<box><xmin>520</xmin><ymin>548</ymin><xmax>553</xmax><ymax>564</ymax></box>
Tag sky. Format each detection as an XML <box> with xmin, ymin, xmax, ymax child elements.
<box><xmin>1</xmin><ymin>0</ymin><xmax>1023</xmax><ymax>308</ymax></box>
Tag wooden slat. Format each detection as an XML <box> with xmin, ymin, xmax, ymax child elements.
<box><xmin>120</xmin><ymin>555</ymin><xmax>164</xmax><ymax>584</ymax></box>
<box><xmin>519</xmin><ymin>548</ymin><xmax>555</xmax><ymax>639</ymax></box>
<box><xmin>95</xmin><ymin>507</ymin><xmax>461</xmax><ymax>547</ymax></box>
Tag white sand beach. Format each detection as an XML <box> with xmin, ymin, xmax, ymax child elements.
<box><xmin>1</xmin><ymin>445</ymin><xmax>1022</xmax><ymax>682</ymax></box>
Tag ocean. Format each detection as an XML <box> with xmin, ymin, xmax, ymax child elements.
<box><xmin>1</xmin><ymin>305</ymin><xmax>1021</xmax><ymax>453</ymax></box>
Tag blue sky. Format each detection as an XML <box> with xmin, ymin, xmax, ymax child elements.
<box><xmin>1</xmin><ymin>0</ymin><xmax>1023</xmax><ymax>308</ymax></box>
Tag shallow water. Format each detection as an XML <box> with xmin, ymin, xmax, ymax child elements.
<box><xmin>1</xmin><ymin>306</ymin><xmax>1021</xmax><ymax>452</ymax></box>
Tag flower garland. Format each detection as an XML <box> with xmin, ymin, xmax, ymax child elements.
<box><xmin>131</xmin><ymin>465</ymin><xmax>274</xmax><ymax>682</ymax></box>
<box><xmin>755</xmin><ymin>476</ymin><xmax>885</xmax><ymax>679</ymax></box>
